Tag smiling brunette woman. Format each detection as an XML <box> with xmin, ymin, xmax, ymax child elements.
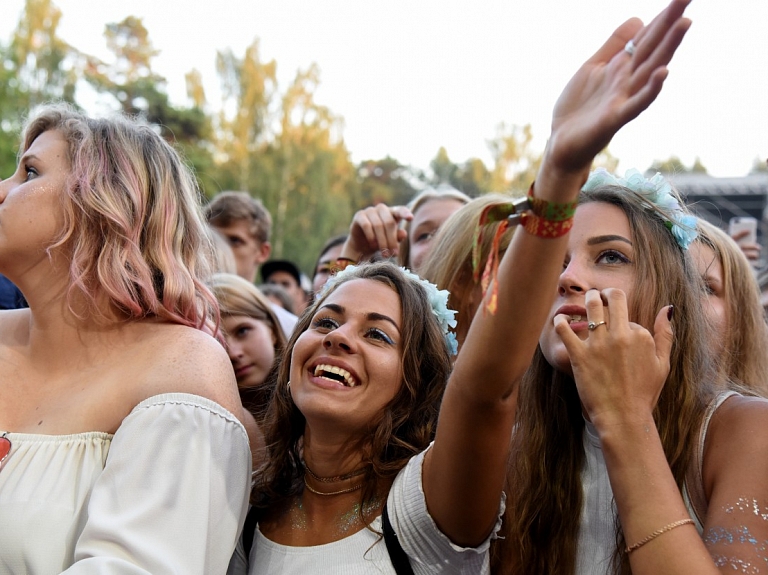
<box><xmin>227</xmin><ymin>2</ymin><xmax>694</xmax><ymax>573</ymax></box>
<box><xmin>0</xmin><ymin>106</ymin><xmax>250</xmax><ymax>573</ymax></box>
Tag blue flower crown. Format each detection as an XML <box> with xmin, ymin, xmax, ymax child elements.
<box><xmin>582</xmin><ymin>168</ymin><xmax>698</xmax><ymax>250</ymax></box>
<box><xmin>323</xmin><ymin>265</ymin><xmax>459</xmax><ymax>355</ymax></box>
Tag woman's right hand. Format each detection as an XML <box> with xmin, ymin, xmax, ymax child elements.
<box><xmin>341</xmin><ymin>204</ymin><xmax>413</xmax><ymax>262</ymax></box>
<box><xmin>545</xmin><ymin>0</ymin><xmax>692</xmax><ymax>179</ymax></box>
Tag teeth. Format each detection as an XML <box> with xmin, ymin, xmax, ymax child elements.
<box><xmin>313</xmin><ymin>364</ymin><xmax>357</xmax><ymax>387</ymax></box>
<box><xmin>568</xmin><ymin>315</ymin><xmax>585</xmax><ymax>323</ymax></box>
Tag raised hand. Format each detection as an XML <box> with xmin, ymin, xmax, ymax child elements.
<box><xmin>342</xmin><ymin>204</ymin><xmax>413</xmax><ymax>262</ymax></box>
<box><xmin>547</xmin><ymin>0</ymin><xmax>692</xmax><ymax>174</ymax></box>
<box><xmin>553</xmin><ymin>288</ymin><xmax>674</xmax><ymax>428</ymax></box>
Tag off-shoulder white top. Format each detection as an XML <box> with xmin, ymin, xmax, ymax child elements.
<box><xmin>0</xmin><ymin>393</ymin><xmax>251</xmax><ymax>574</ymax></box>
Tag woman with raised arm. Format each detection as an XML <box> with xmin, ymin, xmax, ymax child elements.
<box><xmin>0</xmin><ymin>105</ymin><xmax>250</xmax><ymax>573</ymax></box>
<box><xmin>229</xmin><ymin>2</ymin><xmax>692</xmax><ymax>573</ymax></box>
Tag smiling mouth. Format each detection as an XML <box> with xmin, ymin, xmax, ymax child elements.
<box><xmin>313</xmin><ymin>364</ymin><xmax>357</xmax><ymax>387</ymax></box>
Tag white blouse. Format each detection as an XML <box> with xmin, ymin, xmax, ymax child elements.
<box><xmin>230</xmin><ymin>447</ymin><xmax>502</xmax><ymax>574</ymax></box>
<box><xmin>0</xmin><ymin>393</ymin><xmax>251</xmax><ymax>574</ymax></box>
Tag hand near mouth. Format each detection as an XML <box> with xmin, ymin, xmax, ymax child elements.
<box><xmin>553</xmin><ymin>288</ymin><xmax>674</xmax><ymax>430</ymax></box>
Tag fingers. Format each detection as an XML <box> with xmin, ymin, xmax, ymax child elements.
<box><xmin>587</xmin><ymin>17</ymin><xmax>643</xmax><ymax>65</ymax></box>
<box><xmin>602</xmin><ymin>288</ymin><xmax>629</xmax><ymax>329</ymax></box>
<box><xmin>652</xmin><ymin>305</ymin><xmax>675</xmax><ymax>368</ymax></box>
<box><xmin>349</xmin><ymin>204</ymin><xmax>411</xmax><ymax>256</ymax></box>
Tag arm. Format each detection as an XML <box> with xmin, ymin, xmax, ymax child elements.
<box><xmin>422</xmin><ymin>0</ymin><xmax>693</xmax><ymax>547</ymax></box>
<box><xmin>66</xmin><ymin>395</ymin><xmax>251</xmax><ymax>574</ymax></box>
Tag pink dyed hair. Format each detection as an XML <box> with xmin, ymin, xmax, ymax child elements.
<box><xmin>22</xmin><ymin>104</ymin><xmax>219</xmax><ymax>330</ymax></box>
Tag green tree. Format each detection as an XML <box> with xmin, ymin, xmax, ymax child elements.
<box><xmin>357</xmin><ymin>157</ymin><xmax>422</xmax><ymax>208</ymax></box>
<box><xmin>84</xmin><ymin>16</ymin><xmax>216</xmax><ymax>192</ymax></box>
<box><xmin>488</xmin><ymin>123</ymin><xmax>540</xmax><ymax>195</ymax></box>
<box><xmin>9</xmin><ymin>0</ymin><xmax>77</xmax><ymax>107</ymax></box>
<box><xmin>430</xmin><ymin>147</ymin><xmax>458</xmax><ymax>186</ymax></box>
<box><xmin>214</xmin><ymin>39</ymin><xmax>277</xmax><ymax>192</ymax></box>
<box><xmin>646</xmin><ymin>155</ymin><xmax>708</xmax><ymax>175</ymax></box>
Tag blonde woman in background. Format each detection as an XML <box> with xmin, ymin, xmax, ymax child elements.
<box><xmin>692</xmin><ymin>219</ymin><xmax>768</xmax><ymax>393</ymax></box>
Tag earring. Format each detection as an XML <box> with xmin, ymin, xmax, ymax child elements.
<box><xmin>287</xmin><ymin>381</ymin><xmax>291</xmax><ymax>390</ymax></box>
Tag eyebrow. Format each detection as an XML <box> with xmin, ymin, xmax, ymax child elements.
<box><xmin>20</xmin><ymin>153</ymin><xmax>39</xmax><ymax>164</ymax></box>
<box><xmin>319</xmin><ymin>303</ymin><xmax>401</xmax><ymax>333</ymax></box>
<box><xmin>587</xmin><ymin>234</ymin><xmax>633</xmax><ymax>247</ymax></box>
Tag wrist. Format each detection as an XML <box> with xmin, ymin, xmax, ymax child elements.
<box><xmin>534</xmin><ymin>142</ymin><xmax>591</xmax><ymax>202</ymax></box>
<box><xmin>591</xmin><ymin>410</ymin><xmax>659</xmax><ymax>452</ymax></box>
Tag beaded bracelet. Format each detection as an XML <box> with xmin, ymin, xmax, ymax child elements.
<box><xmin>329</xmin><ymin>257</ymin><xmax>356</xmax><ymax>275</ymax></box>
<box><xmin>625</xmin><ymin>518</ymin><xmax>694</xmax><ymax>554</ymax></box>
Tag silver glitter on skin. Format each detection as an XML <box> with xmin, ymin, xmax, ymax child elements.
<box><xmin>703</xmin><ymin>499</ymin><xmax>768</xmax><ymax>573</ymax></box>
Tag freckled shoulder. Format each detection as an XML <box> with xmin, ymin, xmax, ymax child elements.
<box><xmin>127</xmin><ymin>323</ymin><xmax>242</xmax><ymax>418</ymax></box>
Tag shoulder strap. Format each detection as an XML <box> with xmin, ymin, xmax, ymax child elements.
<box><xmin>685</xmin><ymin>390</ymin><xmax>740</xmax><ymax>523</ymax></box>
<box><xmin>382</xmin><ymin>502</ymin><xmax>415</xmax><ymax>575</ymax></box>
<box><xmin>242</xmin><ymin>505</ymin><xmax>258</xmax><ymax>561</ymax></box>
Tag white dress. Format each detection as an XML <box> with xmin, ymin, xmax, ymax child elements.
<box><xmin>229</xmin><ymin>447</ymin><xmax>503</xmax><ymax>575</ymax></box>
<box><xmin>0</xmin><ymin>393</ymin><xmax>251</xmax><ymax>574</ymax></box>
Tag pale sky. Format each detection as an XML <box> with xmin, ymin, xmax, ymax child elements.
<box><xmin>3</xmin><ymin>0</ymin><xmax>767</xmax><ymax>177</ymax></box>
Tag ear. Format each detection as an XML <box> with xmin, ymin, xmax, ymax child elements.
<box><xmin>256</xmin><ymin>241</ymin><xmax>272</xmax><ymax>264</ymax></box>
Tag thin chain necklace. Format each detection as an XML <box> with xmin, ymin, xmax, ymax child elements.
<box><xmin>304</xmin><ymin>463</ymin><xmax>366</xmax><ymax>484</ymax></box>
<box><xmin>303</xmin><ymin>476</ymin><xmax>363</xmax><ymax>496</ymax></box>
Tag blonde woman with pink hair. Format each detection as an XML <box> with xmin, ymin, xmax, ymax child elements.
<box><xmin>0</xmin><ymin>105</ymin><xmax>250</xmax><ymax>573</ymax></box>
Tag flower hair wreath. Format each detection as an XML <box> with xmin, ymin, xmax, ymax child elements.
<box><xmin>322</xmin><ymin>265</ymin><xmax>459</xmax><ymax>356</ymax></box>
<box><xmin>582</xmin><ymin>168</ymin><xmax>698</xmax><ymax>250</ymax></box>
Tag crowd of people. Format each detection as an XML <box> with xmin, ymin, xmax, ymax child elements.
<box><xmin>2</xmin><ymin>1</ymin><xmax>768</xmax><ymax>573</ymax></box>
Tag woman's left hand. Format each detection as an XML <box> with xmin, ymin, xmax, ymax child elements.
<box><xmin>553</xmin><ymin>288</ymin><xmax>674</xmax><ymax>428</ymax></box>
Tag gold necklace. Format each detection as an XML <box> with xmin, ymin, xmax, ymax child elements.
<box><xmin>303</xmin><ymin>476</ymin><xmax>363</xmax><ymax>496</ymax></box>
<box><xmin>304</xmin><ymin>464</ymin><xmax>366</xmax><ymax>483</ymax></box>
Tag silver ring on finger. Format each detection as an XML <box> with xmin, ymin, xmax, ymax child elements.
<box><xmin>624</xmin><ymin>39</ymin><xmax>637</xmax><ymax>56</ymax></box>
<box><xmin>588</xmin><ymin>320</ymin><xmax>607</xmax><ymax>331</ymax></box>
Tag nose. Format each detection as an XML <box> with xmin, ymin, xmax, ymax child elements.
<box><xmin>225</xmin><ymin>336</ymin><xmax>242</xmax><ymax>360</ymax></box>
<box><xmin>558</xmin><ymin>257</ymin><xmax>591</xmax><ymax>296</ymax></box>
<box><xmin>322</xmin><ymin>325</ymin><xmax>355</xmax><ymax>353</ymax></box>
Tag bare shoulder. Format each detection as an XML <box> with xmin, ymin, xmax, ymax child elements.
<box><xmin>703</xmin><ymin>394</ymin><xmax>768</xmax><ymax>495</ymax></box>
<box><xmin>125</xmin><ymin>323</ymin><xmax>242</xmax><ymax>418</ymax></box>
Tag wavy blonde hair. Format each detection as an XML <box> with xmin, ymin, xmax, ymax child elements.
<box><xmin>696</xmin><ymin>219</ymin><xmax>768</xmax><ymax>394</ymax></box>
<box><xmin>24</xmin><ymin>103</ymin><xmax>218</xmax><ymax>329</ymax></box>
<box><xmin>419</xmin><ymin>193</ymin><xmax>515</xmax><ymax>348</ymax></box>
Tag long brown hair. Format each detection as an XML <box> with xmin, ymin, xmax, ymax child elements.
<box><xmin>252</xmin><ymin>262</ymin><xmax>453</xmax><ymax>523</ymax></box>
<box><xmin>493</xmin><ymin>185</ymin><xmax>715</xmax><ymax>575</ymax></box>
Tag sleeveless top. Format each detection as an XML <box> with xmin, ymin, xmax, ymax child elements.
<box><xmin>575</xmin><ymin>390</ymin><xmax>737</xmax><ymax>574</ymax></box>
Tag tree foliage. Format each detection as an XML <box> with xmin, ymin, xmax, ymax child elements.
<box><xmin>1</xmin><ymin>0</ymin><xmax>733</xmax><ymax>276</ymax></box>
<box><xmin>646</xmin><ymin>155</ymin><xmax>708</xmax><ymax>175</ymax></box>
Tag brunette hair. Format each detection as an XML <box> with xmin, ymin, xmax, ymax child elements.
<box><xmin>696</xmin><ymin>219</ymin><xmax>768</xmax><ymax>394</ymax></box>
<box><xmin>252</xmin><ymin>261</ymin><xmax>453</xmax><ymax>523</ymax></box>
<box><xmin>494</xmin><ymin>185</ymin><xmax>715</xmax><ymax>575</ymax></box>
<box><xmin>24</xmin><ymin>104</ymin><xmax>218</xmax><ymax>329</ymax></box>
<box><xmin>205</xmin><ymin>191</ymin><xmax>272</xmax><ymax>244</ymax></box>
<box><xmin>209</xmin><ymin>273</ymin><xmax>286</xmax><ymax>416</ymax></box>
<box><xmin>398</xmin><ymin>186</ymin><xmax>470</xmax><ymax>269</ymax></box>
<box><xmin>419</xmin><ymin>193</ymin><xmax>516</xmax><ymax>348</ymax></box>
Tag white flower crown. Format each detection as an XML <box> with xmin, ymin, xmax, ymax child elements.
<box><xmin>582</xmin><ymin>168</ymin><xmax>698</xmax><ymax>249</ymax></box>
<box><xmin>323</xmin><ymin>264</ymin><xmax>458</xmax><ymax>355</ymax></box>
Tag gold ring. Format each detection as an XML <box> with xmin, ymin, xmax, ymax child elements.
<box><xmin>588</xmin><ymin>320</ymin><xmax>607</xmax><ymax>331</ymax></box>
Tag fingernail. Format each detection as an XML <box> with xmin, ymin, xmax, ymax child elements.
<box><xmin>667</xmin><ymin>305</ymin><xmax>675</xmax><ymax>321</ymax></box>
